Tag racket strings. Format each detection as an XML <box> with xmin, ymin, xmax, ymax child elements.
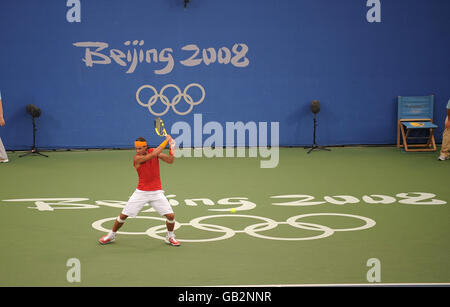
<box><xmin>155</xmin><ymin>118</ymin><xmax>167</xmax><ymax>136</ymax></box>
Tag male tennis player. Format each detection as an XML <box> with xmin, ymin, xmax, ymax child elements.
<box><xmin>99</xmin><ymin>135</ymin><xmax>180</xmax><ymax>246</ymax></box>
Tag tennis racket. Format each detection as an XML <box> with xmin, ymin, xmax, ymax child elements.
<box><xmin>154</xmin><ymin>117</ymin><xmax>168</xmax><ymax>137</ymax></box>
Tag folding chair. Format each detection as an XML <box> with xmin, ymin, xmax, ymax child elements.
<box><xmin>397</xmin><ymin>95</ymin><xmax>438</xmax><ymax>152</ymax></box>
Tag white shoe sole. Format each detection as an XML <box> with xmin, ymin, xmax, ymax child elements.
<box><xmin>165</xmin><ymin>238</ymin><xmax>180</xmax><ymax>246</ymax></box>
<box><xmin>99</xmin><ymin>237</ymin><xmax>115</xmax><ymax>245</ymax></box>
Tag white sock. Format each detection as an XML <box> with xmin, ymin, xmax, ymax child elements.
<box><xmin>167</xmin><ymin>231</ymin><xmax>174</xmax><ymax>238</ymax></box>
<box><xmin>108</xmin><ymin>231</ymin><xmax>116</xmax><ymax>239</ymax></box>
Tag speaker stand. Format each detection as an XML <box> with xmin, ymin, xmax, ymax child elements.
<box><xmin>305</xmin><ymin>113</ymin><xmax>331</xmax><ymax>154</ymax></box>
<box><xmin>19</xmin><ymin>117</ymin><xmax>48</xmax><ymax>158</ymax></box>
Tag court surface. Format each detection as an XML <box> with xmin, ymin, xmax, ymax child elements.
<box><xmin>0</xmin><ymin>147</ymin><xmax>449</xmax><ymax>286</ymax></box>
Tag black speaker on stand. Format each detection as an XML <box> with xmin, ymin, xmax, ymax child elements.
<box><xmin>305</xmin><ymin>100</ymin><xmax>330</xmax><ymax>154</ymax></box>
<box><xmin>19</xmin><ymin>104</ymin><xmax>48</xmax><ymax>158</ymax></box>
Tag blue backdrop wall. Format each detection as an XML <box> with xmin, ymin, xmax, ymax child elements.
<box><xmin>0</xmin><ymin>0</ymin><xmax>449</xmax><ymax>149</ymax></box>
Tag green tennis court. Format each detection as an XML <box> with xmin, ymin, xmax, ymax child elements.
<box><xmin>0</xmin><ymin>146</ymin><xmax>449</xmax><ymax>286</ymax></box>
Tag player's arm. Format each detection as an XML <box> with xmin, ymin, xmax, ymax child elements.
<box><xmin>158</xmin><ymin>152</ymin><xmax>174</xmax><ymax>164</ymax></box>
<box><xmin>134</xmin><ymin>136</ymin><xmax>170</xmax><ymax>165</ymax></box>
<box><xmin>158</xmin><ymin>136</ymin><xmax>175</xmax><ymax>164</ymax></box>
<box><xmin>134</xmin><ymin>150</ymin><xmax>160</xmax><ymax>165</ymax></box>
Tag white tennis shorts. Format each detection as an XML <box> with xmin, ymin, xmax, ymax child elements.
<box><xmin>121</xmin><ymin>189</ymin><xmax>173</xmax><ymax>217</ymax></box>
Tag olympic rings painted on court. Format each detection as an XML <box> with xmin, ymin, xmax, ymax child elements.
<box><xmin>92</xmin><ymin>213</ymin><xmax>376</xmax><ymax>242</ymax></box>
<box><xmin>136</xmin><ymin>83</ymin><xmax>205</xmax><ymax>116</ymax></box>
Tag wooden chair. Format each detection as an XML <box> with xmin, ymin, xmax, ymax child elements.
<box><xmin>397</xmin><ymin>95</ymin><xmax>437</xmax><ymax>152</ymax></box>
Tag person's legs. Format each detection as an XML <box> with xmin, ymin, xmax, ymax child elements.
<box><xmin>99</xmin><ymin>190</ymin><xmax>180</xmax><ymax>246</ymax></box>
<box><xmin>99</xmin><ymin>190</ymin><xmax>147</xmax><ymax>244</ymax></box>
<box><xmin>0</xmin><ymin>137</ymin><xmax>8</xmax><ymax>162</ymax></box>
<box><xmin>98</xmin><ymin>214</ymin><xmax>129</xmax><ymax>244</ymax></box>
<box><xmin>163</xmin><ymin>212</ymin><xmax>180</xmax><ymax>246</ymax></box>
<box><xmin>151</xmin><ymin>191</ymin><xmax>180</xmax><ymax>246</ymax></box>
<box><xmin>164</xmin><ymin>213</ymin><xmax>175</xmax><ymax>233</ymax></box>
<box><xmin>112</xmin><ymin>214</ymin><xmax>128</xmax><ymax>232</ymax></box>
<box><xmin>439</xmin><ymin>116</ymin><xmax>449</xmax><ymax>160</ymax></box>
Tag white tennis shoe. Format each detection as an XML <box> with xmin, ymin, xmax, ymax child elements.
<box><xmin>165</xmin><ymin>235</ymin><xmax>180</xmax><ymax>247</ymax></box>
<box><xmin>99</xmin><ymin>234</ymin><xmax>115</xmax><ymax>245</ymax></box>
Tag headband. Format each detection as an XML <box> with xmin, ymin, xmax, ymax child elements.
<box><xmin>134</xmin><ymin>141</ymin><xmax>147</xmax><ymax>147</ymax></box>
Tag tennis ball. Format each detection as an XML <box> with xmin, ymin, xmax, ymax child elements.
<box><xmin>230</xmin><ymin>208</ymin><xmax>237</xmax><ymax>213</ymax></box>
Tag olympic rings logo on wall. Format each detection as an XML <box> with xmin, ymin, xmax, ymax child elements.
<box><xmin>91</xmin><ymin>213</ymin><xmax>376</xmax><ymax>242</ymax></box>
<box><xmin>136</xmin><ymin>83</ymin><xmax>205</xmax><ymax>116</ymax></box>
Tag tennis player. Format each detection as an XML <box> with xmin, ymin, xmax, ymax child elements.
<box><xmin>99</xmin><ymin>135</ymin><xmax>180</xmax><ymax>246</ymax></box>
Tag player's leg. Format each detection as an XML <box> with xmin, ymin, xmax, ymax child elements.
<box><xmin>163</xmin><ymin>212</ymin><xmax>180</xmax><ymax>246</ymax></box>
<box><xmin>165</xmin><ymin>213</ymin><xmax>175</xmax><ymax>232</ymax></box>
<box><xmin>99</xmin><ymin>214</ymin><xmax>128</xmax><ymax>245</ymax></box>
<box><xmin>112</xmin><ymin>214</ymin><xmax>128</xmax><ymax>232</ymax></box>
<box><xmin>99</xmin><ymin>190</ymin><xmax>146</xmax><ymax>245</ymax></box>
<box><xmin>150</xmin><ymin>191</ymin><xmax>180</xmax><ymax>246</ymax></box>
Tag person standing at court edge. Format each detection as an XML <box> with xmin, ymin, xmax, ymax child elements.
<box><xmin>0</xmin><ymin>90</ymin><xmax>9</xmax><ymax>163</ymax></box>
<box><xmin>438</xmin><ymin>99</ymin><xmax>450</xmax><ymax>161</ymax></box>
